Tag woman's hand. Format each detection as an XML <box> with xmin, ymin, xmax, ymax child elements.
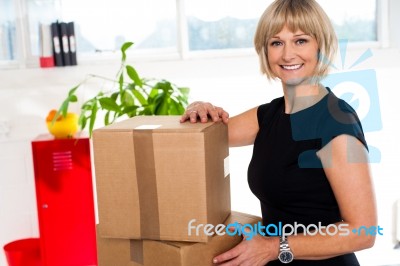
<box><xmin>180</xmin><ymin>101</ymin><xmax>229</xmax><ymax>124</ymax></box>
<box><xmin>213</xmin><ymin>234</ymin><xmax>279</xmax><ymax>266</ymax></box>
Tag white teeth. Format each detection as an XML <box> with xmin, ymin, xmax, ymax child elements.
<box><xmin>282</xmin><ymin>64</ymin><xmax>302</xmax><ymax>70</ymax></box>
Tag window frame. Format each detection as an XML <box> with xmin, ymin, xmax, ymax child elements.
<box><xmin>0</xmin><ymin>0</ymin><xmax>388</xmax><ymax>69</ymax></box>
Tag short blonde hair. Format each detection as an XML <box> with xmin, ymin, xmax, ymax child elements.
<box><xmin>254</xmin><ymin>0</ymin><xmax>337</xmax><ymax>82</ymax></box>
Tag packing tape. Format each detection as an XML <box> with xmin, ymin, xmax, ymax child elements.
<box><xmin>133</xmin><ymin>131</ymin><xmax>161</xmax><ymax>239</ymax></box>
<box><xmin>131</xmin><ymin>240</ymin><xmax>144</xmax><ymax>265</ymax></box>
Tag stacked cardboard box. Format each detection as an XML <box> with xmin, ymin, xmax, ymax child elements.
<box><xmin>97</xmin><ymin>212</ymin><xmax>261</xmax><ymax>266</ymax></box>
<box><xmin>93</xmin><ymin>116</ymin><xmax>261</xmax><ymax>265</ymax></box>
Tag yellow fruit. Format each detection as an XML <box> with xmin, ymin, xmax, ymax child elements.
<box><xmin>46</xmin><ymin>111</ymin><xmax>79</xmax><ymax>139</ymax></box>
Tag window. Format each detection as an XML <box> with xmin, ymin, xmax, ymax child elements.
<box><xmin>185</xmin><ymin>0</ymin><xmax>378</xmax><ymax>51</ymax></box>
<box><xmin>0</xmin><ymin>0</ymin><xmax>383</xmax><ymax>67</ymax></box>
<box><xmin>185</xmin><ymin>0</ymin><xmax>268</xmax><ymax>51</ymax></box>
<box><xmin>60</xmin><ymin>0</ymin><xmax>177</xmax><ymax>54</ymax></box>
<box><xmin>27</xmin><ymin>0</ymin><xmax>60</xmax><ymax>57</ymax></box>
<box><xmin>26</xmin><ymin>0</ymin><xmax>177</xmax><ymax>56</ymax></box>
<box><xmin>0</xmin><ymin>0</ymin><xmax>16</xmax><ymax>61</ymax></box>
<box><xmin>319</xmin><ymin>0</ymin><xmax>377</xmax><ymax>42</ymax></box>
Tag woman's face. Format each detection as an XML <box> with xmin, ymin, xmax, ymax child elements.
<box><xmin>267</xmin><ymin>25</ymin><xmax>319</xmax><ymax>86</ymax></box>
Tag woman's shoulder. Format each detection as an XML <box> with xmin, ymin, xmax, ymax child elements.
<box><xmin>257</xmin><ymin>97</ymin><xmax>284</xmax><ymax>125</ymax></box>
<box><xmin>258</xmin><ymin>97</ymin><xmax>284</xmax><ymax>115</ymax></box>
<box><xmin>323</xmin><ymin>90</ymin><xmax>362</xmax><ymax>126</ymax></box>
<box><xmin>318</xmin><ymin>90</ymin><xmax>367</xmax><ymax>148</ymax></box>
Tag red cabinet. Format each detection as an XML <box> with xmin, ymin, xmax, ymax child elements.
<box><xmin>31</xmin><ymin>135</ymin><xmax>97</xmax><ymax>266</ymax></box>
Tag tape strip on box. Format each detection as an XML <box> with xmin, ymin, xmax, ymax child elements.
<box><xmin>133</xmin><ymin>131</ymin><xmax>160</xmax><ymax>239</ymax></box>
<box><xmin>131</xmin><ymin>240</ymin><xmax>144</xmax><ymax>265</ymax></box>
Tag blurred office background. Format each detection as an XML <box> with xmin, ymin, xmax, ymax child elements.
<box><xmin>0</xmin><ymin>0</ymin><xmax>399</xmax><ymax>265</ymax></box>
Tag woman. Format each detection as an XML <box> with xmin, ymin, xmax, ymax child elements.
<box><xmin>180</xmin><ymin>0</ymin><xmax>376</xmax><ymax>265</ymax></box>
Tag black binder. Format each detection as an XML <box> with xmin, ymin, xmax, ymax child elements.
<box><xmin>50</xmin><ymin>22</ymin><xmax>63</xmax><ymax>66</ymax></box>
<box><xmin>59</xmin><ymin>22</ymin><xmax>71</xmax><ymax>66</ymax></box>
<box><xmin>67</xmin><ymin>22</ymin><xmax>77</xmax><ymax>65</ymax></box>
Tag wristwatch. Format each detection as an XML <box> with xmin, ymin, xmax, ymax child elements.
<box><xmin>278</xmin><ymin>236</ymin><xmax>294</xmax><ymax>263</ymax></box>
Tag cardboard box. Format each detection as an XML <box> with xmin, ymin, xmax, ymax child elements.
<box><xmin>93</xmin><ymin>116</ymin><xmax>231</xmax><ymax>242</ymax></box>
<box><xmin>97</xmin><ymin>211</ymin><xmax>262</xmax><ymax>266</ymax></box>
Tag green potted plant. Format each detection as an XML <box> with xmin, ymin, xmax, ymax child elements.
<box><xmin>52</xmin><ymin>42</ymin><xmax>189</xmax><ymax>137</ymax></box>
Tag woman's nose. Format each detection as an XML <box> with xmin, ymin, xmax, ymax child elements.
<box><xmin>282</xmin><ymin>44</ymin><xmax>296</xmax><ymax>61</ymax></box>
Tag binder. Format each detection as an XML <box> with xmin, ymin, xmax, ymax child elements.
<box><xmin>51</xmin><ymin>22</ymin><xmax>63</xmax><ymax>66</ymax></box>
<box><xmin>67</xmin><ymin>22</ymin><xmax>77</xmax><ymax>65</ymax></box>
<box><xmin>39</xmin><ymin>23</ymin><xmax>54</xmax><ymax>68</ymax></box>
<box><xmin>59</xmin><ymin>22</ymin><xmax>71</xmax><ymax>66</ymax></box>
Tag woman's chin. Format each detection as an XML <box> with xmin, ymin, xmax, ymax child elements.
<box><xmin>281</xmin><ymin>76</ymin><xmax>318</xmax><ymax>86</ymax></box>
<box><xmin>281</xmin><ymin>77</ymin><xmax>305</xmax><ymax>86</ymax></box>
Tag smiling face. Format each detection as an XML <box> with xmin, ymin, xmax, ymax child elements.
<box><xmin>266</xmin><ymin>25</ymin><xmax>319</xmax><ymax>86</ymax></box>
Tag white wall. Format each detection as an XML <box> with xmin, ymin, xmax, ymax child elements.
<box><xmin>1</xmin><ymin>47</ymin><xmax>400</xmax><ymax>265</ymax></box>
<box><xmin>389</xmin><ymin>0</ymin><xmax>400</xmax><ymax>49</ymax></box>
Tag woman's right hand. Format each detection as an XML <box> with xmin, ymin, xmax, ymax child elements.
<box><xmin>180</xmin><ymin>101</ymin><xmax>229</xmax><ymax>124</ymax></box>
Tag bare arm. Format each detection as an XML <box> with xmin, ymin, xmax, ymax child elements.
<box><xmin>180</xmin><ymin>101</ymin><xmax>259</xmax><ymax>147</ymax></box>
<box><xmin>228</xmin><ymin>107</ymin><xmax>259</xmax><ymax>147</ymax></box>
<box><xmin>289</xmin><ymin>134</ymin><xmax>376</xmax><ymax>258</ymax></box>
<box><xmin>214</xmin><ymin>135</ymin><xmax>377</xmax><ymax>265</ymax></box>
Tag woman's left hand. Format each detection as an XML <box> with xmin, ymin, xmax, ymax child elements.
<box><xmin>213</xmin><ymin>234</ymin><xmax>279</xmax><ymax>266</ymax></box>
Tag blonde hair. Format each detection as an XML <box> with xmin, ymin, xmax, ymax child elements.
<box><xmin>254</xmin><ymin>0</ymin><xmax>337</xmax><ymax>82</ymax></box>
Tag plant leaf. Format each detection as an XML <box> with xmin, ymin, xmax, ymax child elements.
<box><xmin>123</xmin><ymin>105</ymin><xmax>139</xmax><ymax>117</ymax></box>
<box><xmin>178</xmin><ymin>87</ymin><xmax>190</xmax><ymax>98</ymax></box>
<box><xmin>68</xmin><ymin>95</ymin><xmax>78</xmax><ymax>102</ymax></box>
<box><xmin>68</xmin><ymin>84</ymin><xmax>80</xmax><ymax>96</ymax></box>
<box><xmin>59</xmin><ymin>100</ymin><xmax>70</xmax><ymax>119</ymax></box>
<box><xmin>168</xmin><ymin>99</ymin><xmax>180</xmax><ymax>115</ymax></box>
<box><xmin>126</xmin><ymin>65</ymin><xmax>143</xmax><ymax>87</ymax></box>
<box><xmin>132</xmin><ymin>89</ymin><xmax>148</xmax><ymax>106</ymax></box>
<box><xmin>99</xmin><ymin>97</ymin><xmax>121</xmax><ymax>112</ymax></box>
<box><xmin>157</xmin><ymin>98</ymin><xmax>170</xmax><ymax>115</ymax></box>
<box><xmin>121</xmin><ymin>42</ymin><xmax>134</xmax><ymax>61</ymax></box>
<box><xmin>122</xmin><ymin>90</ymin><xmax>135</xmax><ymax>106</ymax></box>
<box><xmin>118</xmin><ymin>73</ymin><xmax>124</xmax><ymax>94</ymax></box>
<box><xmin>88</xmin><ymin>102</ymin><xmax>98</xmax><ymax>137</ymax></box>
<box><xmin>149</xmin><ymin>88</ymin><xmax>159</xmax><ymax>99</ymax></box>
<box><xmin>111</xmin><ymin>92</ymin><xmax>119</xmax><ymax>101</ymax></box>
<box><xmin>171</xmin><ymin>98</ymin><xmax>185</xmax><ymax>114</ymax></box>
<box><xmin>140</xmin><ymin>106</ymin><xmax>153</xmax><ymax>115</ymax></box>
<box><xmin>104</xmin><ymin>111</ymin><xmax>110</xmax><ymax>125</ymax></box>
<box><xmin>79</xmin><ymin>115</ymin><xmax>87</xmax><ymax>130</ymax></box>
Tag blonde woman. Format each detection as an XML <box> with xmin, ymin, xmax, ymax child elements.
<box><xmin>181</xmin><ymin>0</ymin><xmax>376</xmax><ymax>265</ymax></box>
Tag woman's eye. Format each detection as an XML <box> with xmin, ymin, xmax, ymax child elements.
<box><xmin>270</xmin><ymin>41</ymin><xmax>282</xmax><ymax>46</ymax></box>
<box><xmin>296</xmin><ymin>39</ymin><xmax>308</xmax><ymax>45</ymax></box>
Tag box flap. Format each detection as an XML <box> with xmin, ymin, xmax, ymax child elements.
<box><xmin>94</xmin><ymin>116</ymin><xmax>217</xmax><ymax>133</ymax></box>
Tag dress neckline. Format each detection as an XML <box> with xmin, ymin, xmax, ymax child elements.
<box><xmin>282</xmin><ymin>87</ymin><xmax>331</xmax><ymax>116</ymax></box>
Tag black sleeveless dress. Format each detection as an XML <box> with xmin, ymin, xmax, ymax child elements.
<box><xmin>248</xmin><ymin>89</ymin><xmax>367</xmax><ymax>265</ymax></box>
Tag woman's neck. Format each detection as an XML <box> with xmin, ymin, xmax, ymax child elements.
<box><xmin>282</xmin><ymin>83</ymin><xmax>328</xmax><ymax>114</ymax></box>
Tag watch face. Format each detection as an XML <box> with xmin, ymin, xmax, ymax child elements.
<box><xmin>279</xmin><ymin>251</ymin><xmax>294</xmax><ymax>263</ymax></box>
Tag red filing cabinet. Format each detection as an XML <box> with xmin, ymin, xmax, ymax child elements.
<box><xmin>31</xmin><ymin>135</ymin><xmax>97</xmax><ymax>266</ymax></box>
